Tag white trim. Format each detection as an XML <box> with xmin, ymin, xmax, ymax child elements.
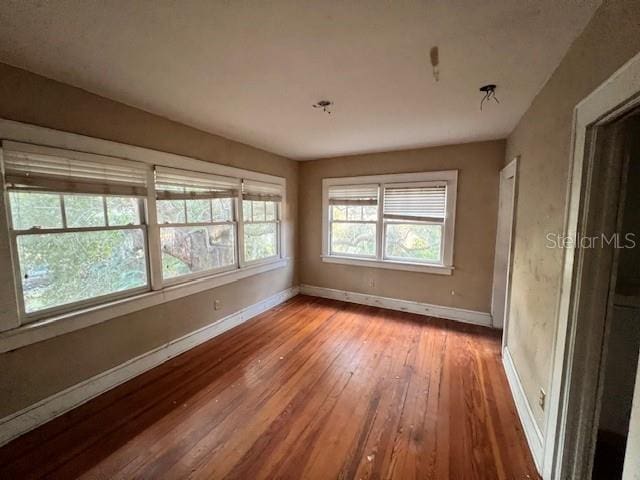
<box><xmin>0</xmin><ymin>118</ymin><xmax>289</xmax><ymax>337</ymax></box>
<box><xmin>0</xmin><ymin>286</ymin><xmax>299</xmax><ymax>447</ymax></box>
<box><xmin>502</xmin><ymin>345</ymin><xmax>544</xmax><ymax>473</ymax></box>
<box><xmin>0</xmin><ymin>119</ymin><xmax>284</xmax><ymax>186</ymax></box>
<box><xmin>322</xmin><ymin>170</ymin><xmax>457</xmax><ymax>186</ymax></box>
<box><xmin>300</xmin><ymin>284</ymin><xmax>491</xmax><ymax>326</ymax></box>
<box><xmin>0</xmin><ymin>258</ymin><xmax>290</xmax><ymax>353</ymax></box>
<box><xmin>0</xmin><ymin>148</ymin><xmax>21</xmax><ymax>331</ymax></box>
<box><xmin>321</xmin><ymin>170</ymin><xmax>457</xmax><ymax>273</ymax></box>
<box><xmin>543</xmin><ymin>51</ymin><xmax>640</xmax><ymax>480</ymax></box>
<box><xmin>320</xmin><ymin>255</ymin><xmax>453</xmax><ymax>275</ymax></box>
<box><xmin>491</xmin><ymin>156</ymin><xmax>518</xmax><ymax>333</ymax></box>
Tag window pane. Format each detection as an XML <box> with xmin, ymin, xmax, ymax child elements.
<box><xmin>244</xmin><ymin>223</ymin><xmax>277</xmax><ymax>262</ymax></box>
<box><xmin>17</xmin><ymin>229</ymin><xmax>147</xmax><ymax>313</ymax></box>
<box><xmin>242</xmin><ymin>200</ymin><xmax>252</xmax><ymax>222</ymax></box>
<box><xmin>212</xmin><ymin>198</ymin><xmax>233</xmax><ymax>222</ymax></box>
<box><xmin>157</xmin><ymin>200</ymin><xmax>186</xmax><ymax>224</ymax></box>
<box><xmin>347</xmin><ymin>205</ymin><xmax>363</xmax><ymax>221</ymax></box>
<box><xmin>363</xmin><ymin>205</ymin><xmax>378</xmax><ymax>221</ymax></box>
<box><xmin>330</xmin><ymin>222</ymin><xmax>376</xmax><ymax>257</ymax></box>
<box><xmin>252</xmin><ymin>201</ymin><xmax>266</xmax><ymax>221</ymax></box>
<box><xmin>265</xmin><ymin>201</ymin><xmax>276</xmax><ymax>221</ymax></box>
<box><xmin>186</xmin><ymin>199</ymin><xmax>211</xmax><ymax>223</ymax></box>
<box><xmin>384</xmin><ymin>223</ymin><xmax>442</xmax><ymax>263</ymax></box>
<box><xmin>9</xmin><ymin>192</ymin><xmax>62</xmax><ymax>230</ymax></box>
<box><xmin>161</xmin><ymin>225</ymin><xmax>235</xmax><ymax>279</ymax></box>
<box><xmin>106</xmin><ymin>197</ymin><xmax>140</xmax><ymax>226</ymax></box>
<box><xmin>64</xmin><ymin>195</ymin><xmax>106</xmax><ymax>228</ymax></box>
<box><xmin>331</xmin><ymin>205</ymin><xmax>347</xmax><ymax>221</ymax></box>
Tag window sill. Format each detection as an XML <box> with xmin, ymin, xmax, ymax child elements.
<box><xmin>0</xmin><ymin>258</ymin><xmax>290</xmax><ymax>353</ymax></box>
<box><xmin>321</xmin><ymin>255</ymin><xmax>454</xmax><ymax>275</ymax></box>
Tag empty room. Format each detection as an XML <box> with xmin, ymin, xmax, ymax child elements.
<box><xmin>0</xmin><ymin>1</ymin><xmax>639</xmax><ymax>479</ymax></box>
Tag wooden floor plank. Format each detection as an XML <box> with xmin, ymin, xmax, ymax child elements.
<box><xmin>0</xmin><ymin>295</ymin><xmax>539</xmax><ymax>479</ymax></box>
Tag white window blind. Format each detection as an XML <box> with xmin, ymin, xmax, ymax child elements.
<box><xmin>2</xmin><ymin>141</ymin><xmax>148</xmax><ymax>196</ymax></box>
<box><xmin>154</xmin><ymin>166</ymin><xmax>240</xmax><ymax>200</ymax></box>
<box><xmin>327</xmin><ymin>184</ymin><xmax>378</xmax><ymax>205</ymax></box>
<box><xmin>383</xmin><ymin>184</ymin><xmax>446</xmax><ymax>222</ymax></box>
<box><xmin>242</xmin><ymin>179</ymin><xmax>283</xmax><ymax>202</ymax></box>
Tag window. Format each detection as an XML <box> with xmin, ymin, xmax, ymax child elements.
<box><xmin>322</xmin><ymin>171</ymin><xmax>457</xmax><ymax>274</ymax></box>
<box><xmin>383</xmin><ymin>183</ymin><xmax>446</xmax><ymax>264</ymax></box>
<box><xmin>327</xmin><ymin>185</ymin><xmax>378</xmax><ymax>257</ymax></box>
<box><xmin>3</xmin><ymin>142</ymin><xmax>149</xmax><ymax>315</ymax></box>
<box><xmin>0</xmin><ymin>134</ymin><xmax>286</xmax><ymax>334</ymax></box>
<box><xmin>154</xmin><ymin>166</ymin><xmax>239</xmax><ymax>281</ymax></box>
<box><xmin>241</xmin><ymin>180</ymin><xmax>282</xmax><ymax>263</ymax></box>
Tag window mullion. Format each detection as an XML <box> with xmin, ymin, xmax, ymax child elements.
<box><xmin>182</xmin><ymin>198</ymin><xmax>188</xmax><ymax>223</ymax></box>
<box><xmin>236</xmin><ymin>195</ymin><xmax>246</xmax><ymax>268</ymax></box>
<box><xmin>145</xmin><ymin>167</ymin><xmax>163</xmax><ymax>291</ymax></box>
<box><xmin>59</xmin><ymin>194</ymin><xmax>67</xmax><ymax>229</ymax></box>
<box><xmin>376</xmin><ymin>184</ymin><xmax>384</xmax><ymax>260</ymax></box>
<box><xmin>277</xmin><ymin>202</ymin><xmax>282</xmax><ymax>258</ymax></box>
<box><xmin>103</xmin><ymin>196</ymin><xmax>109</xmax><ymax>227</ymax></box>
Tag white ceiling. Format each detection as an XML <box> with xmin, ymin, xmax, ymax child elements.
<box><xmin>0</xmin><ymin>0</ymin><xmax>600</xmax><ymax>160</ymax></box>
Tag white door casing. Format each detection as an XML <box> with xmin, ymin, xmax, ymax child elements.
<box><xmin>491</xmin><ymin>157</ymin><xmax>517</xmax><ymax>331</ymax></box>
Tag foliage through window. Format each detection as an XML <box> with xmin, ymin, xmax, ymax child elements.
<box><xmin>154</xmin><ymin>167</ymin><xmax>239</xmax><ymax>280</ymax></box>
<box><xmin>241</xmin><ymin>180</ymin><xmax>281</xmax><ymax>263</ymax></box>
<box><xmin>9</xmin><ymin>191</ymin><xmax>148</xmax><ymax>314</ymax></box>
<box><xmin>242</xmin><ymin>199</ymin><xmax>279</xmax><ymax>262</ymax></box>
<box><xmin>323</xmin><ymin>172</ymin><xmax>457</xmax><ymax>271</ymax></box>
<box><xmin>2</xmin><ymin>141</ymin><xmax>285</xmax><ymax>323</ymax></box>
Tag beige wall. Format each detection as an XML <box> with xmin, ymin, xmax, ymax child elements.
<box><xmin>504</xmin><ymin>0</ymin><xmax>640</xmax><ymax>432</ymax></box>
<box><xmin>298</xmin><ymin>141</ymin><xmax>505</xmax><ymax>313</ymax></box>
<box><xmin>0</xmin><ymin>63</ymin><xmax>298</xmax><ymax>417</ymax></box>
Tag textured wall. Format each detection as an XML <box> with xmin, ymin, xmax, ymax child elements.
<box><xmin>298</xmin><ymin>140</ymin><xmax>505</xmax><ymax>313</ymax></box>
<box><xmin>0</xmin><ymin>63</ymin><xmax>298</xmax><ymax>417</ymax></box>
<box><xmin>505</xmin><ymin>0</ymin><xmax>640</xmax><ymax>432</ymax></box>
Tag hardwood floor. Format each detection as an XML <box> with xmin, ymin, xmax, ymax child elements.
<box><xmin>0</xmin><ymin>295</ymin><xmax>539</xmax><ymax>479</ymax></box>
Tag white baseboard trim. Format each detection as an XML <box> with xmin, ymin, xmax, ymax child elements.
<box><xmin>299</xmin><ymin>284</ymin><xmax>492</xmax><ymax>327</ymax></box>
<box><xmin>502</xmin><ymin>345</ymin><xmax>544</xmax><ymax>473</ymax></box>
<box><xmin>0</xmin><ymin>286</ymin><xmax>299</xmax><ymax>447</ymax></box>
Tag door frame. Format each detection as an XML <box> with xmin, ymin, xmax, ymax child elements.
<box><xmin>543</xmin><ymin>51</ymin><xmax>640</xmax><ymax>479</ymax></box>
<box><xmin>491</xmin><ymin>157</ymin><xmax>518</xmax><ymax>336</ymax></box>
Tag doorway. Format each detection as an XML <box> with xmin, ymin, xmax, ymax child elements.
<box><xmin>543</xmin><ymin>51</ymin><xmax>640</xmax><ymax>479</ymax></box>
<box><xmin>589</xmin><ymin>115</ymin><xmax>640</xmax><ymax>479</ymax></box>
<box><xmin>491</xmin><ymin>158</ymin><xmax>517</xmax><ymax>331</ymax></box>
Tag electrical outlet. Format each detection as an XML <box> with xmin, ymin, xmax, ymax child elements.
<box><xmin>214</xmin><ymin>299</ymin><xmax>221</xmax><ymax>310</ymax></box>
<box><xmin>369</xmin><ymin>278</ymin><xmax>375</xmax><ymax>288</ymax></box>
<box><xmin>538</xmin><ymin>388</ymin><xmax>546</xmax><ymax>411</ymax></box>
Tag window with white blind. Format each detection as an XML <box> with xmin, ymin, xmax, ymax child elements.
<box><xmin>241</xmin><ymin>180</ymin><xmax>282</xmax><ymax>263</ymax></box>
<box><xmin>322</xmin><ymin>171</ymin><xmax>457</xmax><ymax>274</ymax></box>
<box><xmin>327</xmin><ymin>184</ymin><xmax>379</xmax><ymax>257</ymax></box>
<box><xmin>1</xmin><ymin>136</ymin><xmax>286</xmax><ymax>326</ymax></box>
<box><xmin>3</xmin><ymin>141</ymin><xmax>150</xmax><ymax>315</ymax></box>
<box><xmin>154</xmin><ymin>166</ymin><xmax>240</xmax><ymax>281</ymax></box>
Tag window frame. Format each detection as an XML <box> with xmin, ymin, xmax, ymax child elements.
<box><xmin>321</xmin><ymin>171</ymin><xmax>457</xmax><ymax>275</ymax></box>
<box><xmin>156</xmin><ymin>196</ymin><xmax>239</xmax><ymax>286</ymax></box>
<box><xmin>240</xmin><ymin>198</ymin><xmax>281</xmax><ymax>267</ymax></box>
<box><xmin>328</xmin><ymin>202</ymin><xmax>378</xmax><ymax>259</ymax></box>
<box><xmin>0</xmin><ymin>128</ymin><xmax>287</xmax><ymax>334</ymax></box>
<box><xmin>7</xmin><ymin>191</ymin><xmax>151</xmax><ymax>320</ymax></box>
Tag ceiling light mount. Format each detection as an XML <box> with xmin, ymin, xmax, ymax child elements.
<box><xmin>430</xmin><ymin>46</ymin><xmax>440</xmax><ymax>82</ymax></box>
<box><xmin>313</xmin><ymin>100</ymin><xmax>333</xmax><ymax>114</ymax></box>
<box><xmin>479</xmin><ymin>84</ymin><xmax>499</xmax><ymax>111</ymax></box>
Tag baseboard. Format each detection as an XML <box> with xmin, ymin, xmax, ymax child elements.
<box><xmin>299</xmin><ymin>284</ymin><xmax>493</xmax><ymax>327</ymax></box>
<box><xmin>0</xmin><ymin>286</ymin><xmax>299</xmax><ymax>447</ymax></box>
<box><xmin>502</xmin><ymin>345</ymin><xmax>544</xmax><ymax>473</ymax></box>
